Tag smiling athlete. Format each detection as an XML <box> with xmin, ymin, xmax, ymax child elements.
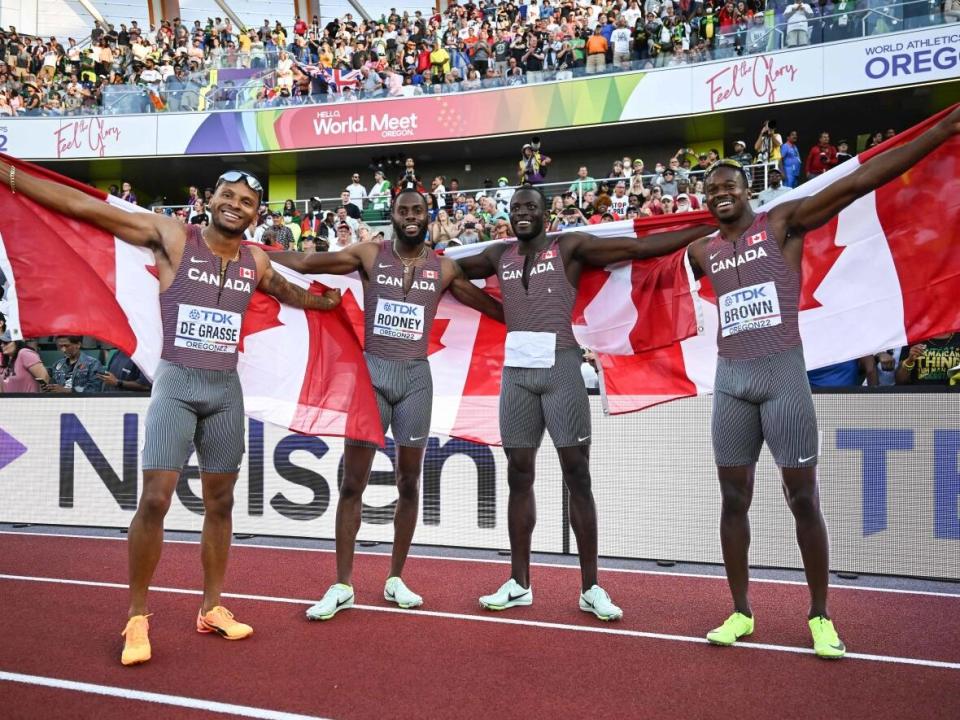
<box><xmin>456</xmin><ymin>186</ymin><xmax>712</xmax><ymax>619</ymax></box>
<box><xmin>686</xmin><ymin>105</ymin><xmax>960</xmax><ymax>659</ymax></box>
<box><xmin>272</xmin><ymin>189</ymin><xmax>502</xmax><ymax>618</ymax></box>
<box><xmin>0</xmin><ymin>160</ymin><xmax>341</xmax><ymax>665</ymax></box>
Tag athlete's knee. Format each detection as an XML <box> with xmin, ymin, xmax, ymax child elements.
<box><xmin>203</xmin><ymin>486</ymin><xmax>235</xmax><ymax>519</ymax></box>
<box><xmin>506</xmin><ymin>452</ymin><xmax>536</xmax><ymax>493</ymax></box>
<box><xmin>395</xmin><ymin>471</ymin><xmax>421</xmax><ymax>501</ymax></box>
<box><xmin>720</xmin><ymin>483</ymin><xmax>752</xmax><ymax>516</ymax></box>
<box><xmin>785</xmin><ymin>481</ymin><xmax>820</xmax><ymax>520</ymax></box>
<box><xmin>138</xmin><ymin>486</ymin><xmax>174</xmax><ymax>519</ymax></box>
<box><xmin>338</xmin><ymin>476</ymin><xmax>367</xmax><ymax>503</ymax></box>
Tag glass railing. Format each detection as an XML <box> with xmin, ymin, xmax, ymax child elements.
<box><xmin>9</xmin><ymin>0</ymin><xmax>949</xmax><ymax>118</ymax></box>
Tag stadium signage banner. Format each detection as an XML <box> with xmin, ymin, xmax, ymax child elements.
<box><xmin>0</xmin><ymin>395</ymin><xmax>956</xmax><ymax>580</ymax></box>
<box><xmin>0</xmin><ymin>27</ymin><xmax>955</xmax><ymax>160</ymax></box>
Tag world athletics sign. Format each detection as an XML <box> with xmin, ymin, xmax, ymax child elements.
<box><xmin>0</xmin><ymin>26</ymin><xmax>956</xmax><ymax>160</ymax></box>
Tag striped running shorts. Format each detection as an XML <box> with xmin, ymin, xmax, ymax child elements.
<box><xmin>712</xmin><ymin>345</ymin><xmax>818</xmax><ymax>469</ymax></box>
<box><xmin>142</xmin><ymin>360</ymin><xmax>246</xmax><ymax>474</ymax></box>
<box><xmin>499</xmin><ymin>347</ymin><xmax>591</xmax><ymax>449</ymax></box>
<box><xmin>346</xmin><ymin>353</ymin><xmax>433</xmax><ymax>449</ymax></box>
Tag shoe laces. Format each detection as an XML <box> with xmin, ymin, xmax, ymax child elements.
<box><xmin>206</xmin><ymin>606</ymin><xmax>236</xmax><ymax>625</ymax></box>
<box><xmin>122</xmin><ymin>614</ymin><xmax>152</xmax><ymax>641</ymax></box>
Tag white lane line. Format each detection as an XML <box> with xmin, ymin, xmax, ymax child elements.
<box><xmin>1</xmin><ymin>573</ymin><xmax>958</xmax><ymax>671</ymax></box>
<box><xmin>0</xmin><ymin>670</ymin><xmax>333</xmax><ymax>720</ymax></box>
<box><xmin>1</xmin><ymin>530</ymin><xmax>958</xmax><ymax>599</ymax></box>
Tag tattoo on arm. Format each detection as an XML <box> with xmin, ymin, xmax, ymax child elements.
<box><xmin>263</xmin><ymin>269</ymin><xmax>338</xmax><ymax>310</ymax></box>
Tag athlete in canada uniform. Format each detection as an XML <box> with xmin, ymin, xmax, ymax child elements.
<box><xmin>457</xmin><ymin>186</ymin><xmax>712</xmax><ymax>620</ymax></box>
<box><xmin>685</xmin><ymin>105</ymin><xmax>960</xmax><ymax>658</ymax></box>
<box><xmin>0</xmin><ymin>161</ymin><xmax>341</xmax><ymax>665</ymax></box>
<box><xmin>272</xmin><ymin>189</ymin><xmax>502</xmax><ymax>618</ymax></box>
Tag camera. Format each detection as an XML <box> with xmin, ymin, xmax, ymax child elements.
<box><xmin>530</xmin><ymin>136</ymin><xmax>540</xmax><ymax>150</ymax></box>
<box><xmin>464</xmin><ymin>221</ymin><xmax>476</xmax><ymax>229</ymax></box>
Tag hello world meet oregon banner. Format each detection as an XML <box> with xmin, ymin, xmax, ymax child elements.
<box><xmin>0</xmin><ymin>26</ymin><xmax>957</xmax><ymax>160</ymax></box>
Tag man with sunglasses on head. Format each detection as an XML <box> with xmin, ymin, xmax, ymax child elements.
<box><xmin>0</xmin><ymin>162</ymin><xmax>341</xmax><ymax>665</ymax></box>
<box><xmin>684</xmin><ymin>106</ymin><xmax>960</xmax><ymax>659</ymax></box>
<box><xmin>271</xmin><ymin>189</ymin><xmax>502</xmax><ymax>619</ymax></box>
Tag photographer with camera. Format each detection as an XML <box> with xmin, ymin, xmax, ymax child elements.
<box><xmin>803</xmin><ymin>131</ymin><xmax>838</xmax><ymax>181</ymax></box>
<box><xmin>518</xmin><ymin>136</ymin><xmax>552</xmax><ymax>186</ymax></box>
<box><xmin>754</xmin><ymin>119</ymin><xmax>782</xmax><ymax>164</ymax></box>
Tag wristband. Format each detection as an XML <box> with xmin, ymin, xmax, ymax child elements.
<box><xmin>902</xmin><ymin>360</ymin><xmax>916</xmax><ymax>369</ymax></box>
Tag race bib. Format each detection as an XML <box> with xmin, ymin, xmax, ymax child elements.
<box><xmin>719</xmin><ymin>281</ymin><xmax>782</xmax><ymax>338</ymax></box>
<box><xmin>175</xmin><ymin>303</ymin><xmax>242</xmax><ymax>354</ymax></box>
<box><xmin>373</xmin><ymin>297</ymin><xmax>426</xmax><ymax>341</ymax></box>
<box><xmin>504</xmin><ymin>331</ymin><xmax>556</xmax><ymax>368</ymax></box>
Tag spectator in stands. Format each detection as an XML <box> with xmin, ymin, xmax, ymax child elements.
<box><xmin>808</xmin><ymin>357</ymin><xmax>878</xmax><ymax>387</ymax></box>
<box><xmin>47</xmin><ymin>336</ymin><xmax>103</xmax><ymax>393</ymax></box>
<box><xmin>585</xmin><ymin>25</ymin><xmax>608</xmax><ymax>73</ymax></box>
<box><xmin>781</xmin><ymin>129</ymin><xmax>802</xmax><ymax>187</ymax></box>
<box><xmin>569</xmin><ymin>166</ymin><xmax>597</xmax><ymax>197</ymax></box>
<box><xmin>784</xmin><ymin>1</ymin><xmax>815</xmax><ymax>47</ymax></box>
<box><xmin>657</xmin><ymin>168</ymin><xmax>679</xmax><ymax>197</ymax></box>
<box><xmin>429</xmin><ymin>209</ymin><xmax>460</xmax><ymax>246</ymax></box>
<box><xmin>804</xmin><ymin>131</ymin><xmax>839</xmax><ymax>180</ymax></box>
<box><xmin>518</xmin><ymin>139</ymin><xmax>551</xmax><ymax>185</ymax></box>
<box><xmin>270</xmin><ymin>211</ymin><xmax>295</xmax><ymax>250</ymax></box>
<box><xmin>896</xmin><ymin>334</ymin><xmax>960</xmax><ymax>385</ymax></box>
<box><xmin>756</xmin><ymin>168</ymin><xmax>790</xmax><ymax>205</ymax></box>
<box><xmin>836</xmin><ymin>139</ymin><xmax>853</xmax><ymax>164</ymax></box>
<box><xmin>367</xmin><ymin>169</ymin><xmax>392</xmax><ymax>211</ymax></box>
<box><xmin>0</xmin><ymin>332</ymin><xmax>50</xmax><ymax>393</ymax></box>
<box><xmin>339</xmin><ymin>190</ymin><xmax>362</xmax><ymax>220</ymax></box>
<box><xmin>98</xmin><ymin>349</ymin><xmax>151</xmax><ymax>391</ymax></box>
<box><xmin>120</xmin><ymin>181</ymin><xmax>137</xmax><ymax>205</ymax></box>
<box><xmin>346</xmin><ymin>173</ymin><xmax>366</xmax><ymax>210</ymax></box>
<box><xmin>331</xmin><ymin>221</ymin><xmax>354</xmax><ymax>250</ymax></box>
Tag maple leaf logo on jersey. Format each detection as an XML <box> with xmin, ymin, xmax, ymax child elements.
<box><xmin>541</xmin><ymin>249</ymin><xmax>557</xmax><ymax>260</ymax></box>
<box><xmin>422</xmin><ymin>269</ymin><xmax>438</xmax><ymax>279</ymax></box>
<box><xmin>239</xmin><ymin>267</ymin><xmax>255</xmax><ymax>280</ymax></box>
<box><xmin>747</xmin><ymin>231</ymin><xmax>767</xmax><ymax>246</ymax></box>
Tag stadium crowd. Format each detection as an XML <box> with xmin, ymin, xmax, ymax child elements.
<box><xmin>0</xmin><ymin>0</ymin><xmax>950</xmax><ymax>115</ymax></box>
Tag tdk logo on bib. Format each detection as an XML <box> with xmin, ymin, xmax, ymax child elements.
<box><xmin>719</xmin><ymin>281</ymin><xmax>782</xmax><ymax>337</ymax></box>
<box><xmin>175</xmin><ymin>303</ymin><xmax>241</xmax><ymax>353</ymax></box>
<box><xmin>373</xmin><ymin>298</ymin><xmax>425</xmax><ymax>342</ymax></box>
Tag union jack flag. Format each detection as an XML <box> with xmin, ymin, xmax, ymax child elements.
<box><xmin>296</xmin><ymin>62</ymin><xmax>361</xmax><ymax>93</ymax></box>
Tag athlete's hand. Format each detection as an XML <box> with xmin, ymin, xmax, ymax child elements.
<box><xmin>944</xmin><ymin>104</ymin><xmax>960</xmax><ymax>135</ymax></box>
<box><xmin>319</xmin><ymin>288</ymin><xmax>341</xmax><ymax>310</ymax></box>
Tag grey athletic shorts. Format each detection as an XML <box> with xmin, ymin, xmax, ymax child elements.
<box><xmin>500</xmin><ymin>347</ymin><xmax>591</xmax><ymax>449</ymax></box>
<box><xmin>346</xmin><ymin>353</ymin><xmax>433</xmax><ymax>449</ymax></box>
<box><xmin>712</xmin><ymin>345</ymin><xmax>818</xmax><ymax>469</ymax></box>
<box><xmin>142</xmin><ymin>360</ymin><xmax>246</xmax><ymax>474</ymax></box>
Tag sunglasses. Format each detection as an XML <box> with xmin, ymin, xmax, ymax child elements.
<box><xmin>216</xmin><ymin>170</ymin><xmax>263</xmax><ymax>197</ymax></box>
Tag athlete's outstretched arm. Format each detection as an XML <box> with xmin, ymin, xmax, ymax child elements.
<box><xmin>454</xmin><ymin>246</ymin><xmax>500</xmax><ymax>280</ymax></box>
<box><xmin>0</xmin><ymin>159</ymin><xmax>179</xmax><ymax>251</ymax></box>
<box><xmin>250</xmin><ymin>246</ymin><xmax>341</xmax><ymax>311</ymax></box>
<box><xmin>775</xmin><ymin>104</ymin><xmax>960</xmax><ymax>237</ymax></box>
<box><xmin>270</xmin><ymin>244</ymin><xmax>370</xmax><ymax>275</ymax></box>
<box><xmin>566</xmin><ymin>225</ymin><xmax>715</xmax><ymax>266</ymax></box>
<box><xmin>444</xmin><ymin>260</ymin><xmax>504</xmax><ymax>323</ymax></box>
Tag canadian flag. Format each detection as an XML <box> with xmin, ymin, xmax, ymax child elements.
<box><xmin>0</xmin><ymin>158</ymin><xmax>385</xmax><ymax>445</ymax></box>
<box><xmin>593</xmin><ymin>105</ymin><xmax>960</xmax><ymax>412</ymax></box>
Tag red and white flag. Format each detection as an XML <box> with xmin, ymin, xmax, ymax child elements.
<box><xmin>595</xmin><ymin>105</ymin><xmax>960</xmax><ymax>412</ymax></box>
<box><xmin>0</xmin><ymin>158</ymin><xmax>384</xmax><ymax>445</ymax></box>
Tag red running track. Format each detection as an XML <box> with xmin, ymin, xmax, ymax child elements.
<box><xmin>0</xmin><ymin>533</ymin><xmax>958</xmax><ymax>720</ymax></box>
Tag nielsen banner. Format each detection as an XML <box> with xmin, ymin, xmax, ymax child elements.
<box><xmin>0</xmin><ymin>394</ymin><xmax>957</xmax><ymax>579</ymax></box>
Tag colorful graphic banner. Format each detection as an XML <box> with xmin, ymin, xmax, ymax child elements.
<box><xmin>1</xmin><ymin>26</ymin><xmax>956</xmax><ymax>160</ymax></box>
